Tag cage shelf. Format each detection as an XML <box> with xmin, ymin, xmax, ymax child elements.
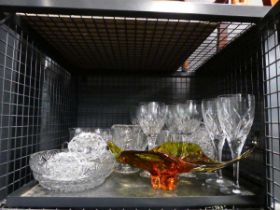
<box><xmin>7</xmin><ymin>172</ymin><xmax>262</xmax><ymax>208</ymax></box>
<box><xmin>0</xmin><ymin>0</ymin><xmax>271</xmax><ymax>21</ymax></box>
<box><xmin>0</xmin><ymin>0</ymin><xmax>271</xmax><ymax>73</ymax></box>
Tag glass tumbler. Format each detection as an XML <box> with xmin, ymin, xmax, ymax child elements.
<box><xmin>111</xmin><ymin>124</ymin><xmax>146</xmax><ymax>174</ymax></box>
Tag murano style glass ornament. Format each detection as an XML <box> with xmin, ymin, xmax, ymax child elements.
<box><xmin>108</xmin><ymin>141</ymin><xmax>253</xmax><ymax>191</ymax></box>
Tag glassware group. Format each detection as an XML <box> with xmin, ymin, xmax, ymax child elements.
<box><xmin>133</xmin><ymin>94</ymin><xmax>255</xmax><ymax>194</ymax></box>
<box><xmin>30</xmin><ymin>94</ymin><xmax>255</xmax><ymax>193</ymax></box>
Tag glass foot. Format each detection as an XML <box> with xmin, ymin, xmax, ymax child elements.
<box><xmin>219</xmin><ymin>186</ymin><xmax>232</xmax><ymax>194</ymax></box>
<box><xmin>232</xmin><ymin>186</ymin><xmax>241</xmax><ymax>194</ymax></box>
<box><xmin>179</xmin><ymin>173</ymin><xmax>196</xmax><ymax>178</ymax></box>
<box><xmin>205</xmin><ymin>177</ymin><xmax>233</xmax><ymax>187</ymax></box>
<box><xmin>139</xmin><ymin>170</ymin><xmax>150</xmax><ymax>178</ymax></box>
<box><xmin>219</xmin><ymin>184</ymin><xmax>242</xmax><ymax>194</ymax></box>
<box><xmin>114</xmin><ymin>164</ymin><xmax>140</xmax><ymax>174</ymax></box>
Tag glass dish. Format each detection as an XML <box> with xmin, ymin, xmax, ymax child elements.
<box><xmin>29</xmin><ymin>149</ymin><xmax>115</xmax><ymax>192</ymax></box>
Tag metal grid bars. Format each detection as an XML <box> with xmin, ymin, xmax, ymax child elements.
<box><xmin>185</xmin><ymin>22</ymin><xmax>254</xmax><ymax>73</ymax></box>
<box><xmin>13</xmin><ymin>14</ymin><xmax>208</xmax><ymax>72</ymax></box>
<box><xmin>77</xmin><ymin>75</ymin><xmax>193</xmax><ymax>127</ymax></box>
<box><xmin>0</xmin><ymin>23</ymin><xmax>42</xmax><ymax>200</ymax></box>
<box><xmin>0</xmin><ymin>22</ymin><xmax>75</xmax><ymax>201</ymax></box>
<box><xmin>16</xmin><ymin>13</ymin><xmax>255</xmax><ymax>74</ymax></box>
<box><xmin>262</xmin><ymin>17</ymin><xmax>280</xmax><ymax>210</ymax></box>
<box><xmin>40</xmin><ymin>57</ymin><xmax>75</xmax><ymax>150</ymax></box>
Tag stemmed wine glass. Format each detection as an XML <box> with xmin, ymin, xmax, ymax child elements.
<box><xmin>136</xmin><ymin>102</ymin><xmax>168</xmax><ymax>150</ymax></box>
<box><xmin>182</xmin><ymin>100</ymin><xmax>202</xmax><ymax>137</ymax></box>
<box><xmin>202</xmin><ymin>98</ymin><xmax>230</xmax><ymax>187</ymax></box>
<box><xmin>217</xmin><ymin>94</ymin><xmax>255</xmax><ymax>194</ymax></box>
<box><xmin>166</xmin><ymin>104</ymin><xmax>181</xmax><ymax>140</ymax></box>
<box><xmin>167</xmin><ymin>101</ymin><xmax>201</xmax><ymax>140</ymax></box>
<box><xmin>136</xmin><ymin>102</ymin><xmax>168</xmax><ymax>177</ymax></box>
<box><xmin>170</xmin><ymin>101</ymin><xmax>201</xmax><ymax>178</ymax></box>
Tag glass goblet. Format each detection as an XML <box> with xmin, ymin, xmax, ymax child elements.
<box><xmin>202</xmin><ymin>98</ymin><xmax>231</xmax><ymax>187</ymax></box>
<box><xmin>176</xmin><ymin>100</ymin><xmax>202</xmax><ymax>178</ymax></box>
<box><xmin>217</xmin><ymin>94</ymin><xmax>255</xmax><ymax>194</ymax></box>
<box><xmin>136</xmin><ymin>102</ymin><xmax>168</xmax><ymax>177</ymax></box>
<box><xmin>183</xmin><ymin>100</ymin><xmax>202</xmax><ymax>136</ymax></box>
<box><xmin>187</xmin><ymin>124</ymin><xmax>215</xmax><ymax>160</ymax></box>
<box><xmin>136</xmin><ymin>102</ymin><xmax>168</xmax><ymax>150</ymax></box>
<box><xmin>111</xmin><ymin>124</ymin><xmax>146</xmax><ymax>174</ymax></box>
<box><xmin>165</xmin><ymin>104</ymin><xmax>180</xmax><ymax>139</ymax></box>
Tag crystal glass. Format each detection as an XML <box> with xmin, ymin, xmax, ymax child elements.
<box><xmin>183</xmin><ymin>100</ymin><xmax>202</xmax><ymax>135</ymax></box>
<box><xmin>217</xmin><ymin>94</ymin><xmax>255</xmax><ymax>194</ymax></box>
<box><xmin>156</xmin><ymin>129</ymin><xmax>172</xmax><ymax>145</ymax></box>
<box><xmin>202</xmin><ymin>98</ymin><xmax>230</xmax><ymax>187</ymax></box>
<box><xmin>178</xmin><ymin>124</ymin><xmax>215</xmax><ymax>180</ymax></box>
<box><xmin>136</xmin><ymin>102</ymin><xmax>168</xmax><ymax>177</ymax></box>
<box><xmin>111</xmin><ymin>124</ymin><xmax>146</xmax><ymax>174</ymax></box>
<box><xmin>165</xmin><ymin>105</ymin><xmax>179</xmax><ymax>135</ymax></box>
<box><xmin>186</xmin><ymin>124</ymin><xmax>215</xmax><ymax>160</ymax></box>
<box><xmin>166</xmin><ymin>102</ymin><xmax>201</xmax><ymax>141</ymax></box>
<box><xmin>136</xmin><ymin>102</ymin><xmax>168</xmax><ymax>150</ymax></box>
<box><xmin>169</xmin><ymin>101</ymin><xmax>202</xmax><ymax>178</ymax></box>
<box><xmin>29</xmin><ymin>149</ymin><xmax>115</xmax><ymax>192</ymax></box>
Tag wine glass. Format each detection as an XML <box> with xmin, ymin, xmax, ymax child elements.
<box><xmin>202</xmin><ymin>98</ymin><xmax>230</xmax><ymax>187</ymax></box>
<box><xmin>217</xmin><ymin>94</ymin><xmax>255</xmax><ymax>194</ymax></box>
<box><xmin>136</xmin><ymin>102</ymin><xmax>168</xmax><ymax>177</ymax></box>
<box><xmin>174</xmin><ymin>100</ymin><xmax>202</xmax><ymax>178</ymax></box>
<box><xmin>166</xmin><ymin>104</ymin><xmax>180</xmax><ymax>138</ymax></box>
<box><xmin>188</xmin><ymin>124</ymin><xmax>215</xmax><ymax>160</ymax></box>
<box><xmin>111</xmin><ymin>124</ymin><xmax>146</xmax><ymax>174</ymax></box>
<box><xmin>136</xmin><ymin>102</ymin><xmax>168</xmax><ymax>150</ymax></box>
<box><xmin>182</xmin><ymin>100</ymin><xmax>202</xmax><ymax>137</ymax></box>
<box><xmin>167</xmin><ymin>102</ymin><xmax>201</xmax><ymax>140</ymax></box>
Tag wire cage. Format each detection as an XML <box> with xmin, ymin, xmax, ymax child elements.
<box><xmin>0</xmin><ymin>0</ymin><xmax>279</xmax><ymax>209</ymax></box>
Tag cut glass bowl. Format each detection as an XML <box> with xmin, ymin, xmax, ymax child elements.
<box><xmin>29</xmin><ymin>149</ymin><xmax>115</xmax><ymax>192</ymax></box>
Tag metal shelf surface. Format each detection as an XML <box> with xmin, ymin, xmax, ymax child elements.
<box><xmin>7</xmin><ymin>172</ymin><xmax>262</xmax><ymax>208</ymax></box>
<box><xmin>0</xmin><ymin>0</ymin><xmax>271</xmax><ymax>22</ymax></box>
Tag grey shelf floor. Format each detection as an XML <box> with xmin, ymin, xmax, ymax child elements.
<box><xmin>7</xmin><ymin>172</ymin><xmax>262</xmax><ymax>208</ymax></box>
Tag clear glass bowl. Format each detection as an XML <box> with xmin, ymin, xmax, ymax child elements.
<box><xmin>69</xmin><ymin>127</ymin><xmax>112</xmax><ymax>142</ymax></box>
<box><xmin>29</xmin><ymin>149</ymin><xmax>115</xmax><ymax>192</ymax></box>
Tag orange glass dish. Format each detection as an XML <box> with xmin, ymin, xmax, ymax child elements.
<box><xmin>107</xmin><ymin>141</ymin><xmax>253</xmax><ymax>190</ymax></box>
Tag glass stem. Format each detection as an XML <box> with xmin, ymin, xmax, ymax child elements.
<box><xmin>213</xmin><ymin>138</ymin><xmax>224</xmax><ymax>178</ymax></box>
<box><xmin>178</xmin><ymin>131</ymin><xmax>185</xmax><ymax>142</ymax></box>
<box><xmin>217</xmin><ymin>144</ymin><xmax>223</xmax><ymax>178</ymax></box>
<box><xmin>147</xmin><ymin>134</ymin><xmax>158</xmax><ymax>150</ymax></box>
<box><xmin>234</xmin><ymin>161</ymin><xmax>240</xmax><ymax>188</ymax></box>
<box><xmin>231</xmin><ymin>145</ymin><xmax>241</xmax><ymax>190</ymax></box>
